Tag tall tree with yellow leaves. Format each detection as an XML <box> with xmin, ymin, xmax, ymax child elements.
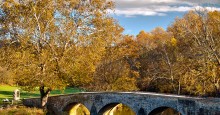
<box><xmin>168</xmin><ymin>10</ymin><xmax>220</xmax><ymax>96</ymax></box>
<box><xmin>0</xmin><ymin>0</ymin><xmax>123</xmax><ymax>107</ymax></box>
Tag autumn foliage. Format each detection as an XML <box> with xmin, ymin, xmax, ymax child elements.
<box><xmin>0</xmin><ymin>0</ymin><xmax>220</xmax><ymax>97</ymax></box>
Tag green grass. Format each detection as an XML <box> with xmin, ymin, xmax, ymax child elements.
<box><xmin>0</xmin><ymin>85</ymin><xmax>84</xmax><ymax>104</ymax></box>
<box><xmin>0</xmin><ymin>85</ymin><xmax>18</xmax><ymax>100</ymax></box>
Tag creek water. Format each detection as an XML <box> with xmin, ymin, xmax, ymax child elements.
<box><xmin>68</xmin><ymin>103</ymin><xmax>180</xmax><ymax>115</ymax></box>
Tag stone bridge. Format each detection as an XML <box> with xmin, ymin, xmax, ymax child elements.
<box><xmin>23</xmin><ymin>92</ymin><xmax>220</xmax><ymax>115</ymax></box>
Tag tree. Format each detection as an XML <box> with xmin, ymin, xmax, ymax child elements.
<box><xmin>90</xmin><ymin>35</ymin><xmax>138</xmax><ymax>91</ymax></box>
<box><xmin>134</xmin><ymin>28</ymin><xmax>179</xmax><ymax>93</ymax></box>
<box><xmin>168</xmin><ymin>10</ymin><xmax>220</xmax><ymax>96</ymax></box>
<box><xmin>0</xmin><ymin>39</ymin><xmax>16</xmax><ymax>85</ymax></box>
<box><xmin>0</xmin><ymin>0</ymin><xmax>123</xmax><ymax>107</ymax></box>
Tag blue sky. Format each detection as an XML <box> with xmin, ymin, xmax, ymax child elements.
<box><xmin>110</xmin><ymin>0</ymin><xmax>220</xmax><ymax>36</ymax></box>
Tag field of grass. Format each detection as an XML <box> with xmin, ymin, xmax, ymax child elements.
<box><xmin>0</xmin><ymin>85</ymin><xmax>84</xmax><ymax>103</ymax></box>
<box><xmin>0</xmin><ymin>85</ymin><xmax>84</xmax><ymax>114</ymax></box>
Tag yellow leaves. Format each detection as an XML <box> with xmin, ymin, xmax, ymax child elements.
<box><xmin>45</xmin><ymin>8</ymin><xmax>54</xmax><ymax>19</ymax></box>
<box><xmin>32</xmin><ymin>6</ymin><xmax>36</xmax><ymax>12</ymax></box>
<box><xmin>2</xmin><ymin>2</ymin><xmax>10</xmax><ymax>8</ymax></box>
<box><xmin>131</xmin><ymin>70</ymin><xmax>139</xmax><ymax>78</ymax></box>
<box><xmin>170</xmin><ymin>37</ymin><xmax>177</xmax><ymax>46</ymax></box>
<box><xmin>105</xmin><ymin>1</ymin><xmax>115</xmax><ymax>11</ymax></box>
<box><xmin>2</xmin><ymin>0</ymin><xmax>18</xmax><ymax>8</ymax></box>
<box><xmin>111</xmin><ymin>76</ymin><xmax>138</xmax><ymax>91</ymax></box>
<box><xmin>60</xmin><ymin>0</ymin><xmax>80</xmax><ymax>8</ymax></box>
<box><xmin>14</xmin><ymin>51</ymin><xmax>22</xmax><ymax>59</ymax></box>
<box><xmin>137</xmin><ymin>30</ymin><xmax>150</xmax><ymax>39</ymax></box>
<box><xmin>118</xmin><ymin>35</ymin><xmax>140</xmax><ymax>58</ymax></box>
<box><xmin>136</xmin><ymin>27</ymin><xmax>174</xmax><ymax>50</ymax></box>
<box><xmin>1</xmin><ymin>0</ymin><xmax>124</xmax><ymax>91</ymax></box>
<box><xmin>91</xmin><ymin>0</ymin><xmax>104</xmax><ymax>9</ymax></box>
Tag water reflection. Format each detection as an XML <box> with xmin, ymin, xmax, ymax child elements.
<box><xmin>68</xmin><ymin>103</ymin><xmax>90</xmax><ymax>115</ymax></box>
<box><xmin>99</xmin><ymin>103</ymin><xmax>135</xmax><ymax>115</ymax></box>
<box><xmin>64</xmin><ymin>103</ymin><xmax>181</xmax><ymax>115</ymax></box>
<box><xmin>149</xmin><ymin>107</ymin><xmax>181</xmax><ymax>115</ymax></box>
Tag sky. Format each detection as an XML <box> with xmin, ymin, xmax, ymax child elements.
<box><xmin>110</xmin><ymin>0</ymin><xmax>220</xmax><ymax>36</ymax></box>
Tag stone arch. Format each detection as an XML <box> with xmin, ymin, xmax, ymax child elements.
<box><xmin>63</xmin><ymin>102</ymin><xmax>90</xmax><ymax>115</ymax></box>
<box><xmin>148</xmin><ymin>106</ymin><xmax>181</xmax><ymax>115</ymax></box>
<box><xmin>98</xmin><ymin>103</ymin><xmax>135</xmax><ymax>115</ymax></box>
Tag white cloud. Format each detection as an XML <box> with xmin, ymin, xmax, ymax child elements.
<box><xmin>114</xmin><ymin>8</ymin><xmax>166</xmax><ymax>17</ymax></box>
<box><xmin>110</xmin><ymin>0</ymin><xmax>220</xmax><ymax>17</ymax></box>
<box><xmin>194</xmin><ymin>6</ymin><xmax>220</xmax><ymax>12</ymax></box>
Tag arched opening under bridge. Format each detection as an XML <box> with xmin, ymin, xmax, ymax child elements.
<box><xmin>149</xmin><ymin>106</ymin><xmax>181</xmax><ymax>115</ymax></box>
<box><xmin>63</xmin><ymin>102</ymin><xmax>90</xmax><ymax>115</ymax></box>
<box><xmin>98</xmin><ymin>103</ymin><xmax>135</xmax><ymax>115</ymax></box>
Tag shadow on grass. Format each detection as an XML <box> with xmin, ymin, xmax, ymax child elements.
<box><xmin>0</xmin><ymin>91</ymin><xmax>40</xmax><ymax>99</ymax></box>
<box><xmin>50</xmin><ymin>87</ymin><xmax>84</xmax><ymax>95</ymax></box>
<box><xmin>20</xmin><ymin>92</ymin><xmax>40</xmax><ymax>99</ymax></box>
<box><xmin>0</xmin><ymin>91</ymin><xmax>39</xmax><ymax>105</ymax></box>
<box><xmin>0</xmin><ymin>91</ymin><xmax>14</xmax><ymax>97</ymax></box>
<box><xmin>21</xmin><ymin>87</ymin><xmax>84</xmax><ymax>98</ymax></box>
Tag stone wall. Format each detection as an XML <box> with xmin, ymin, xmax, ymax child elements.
<box><xmin>23</xmin><ymin>92</ymin><xmax>220</xmax><ymax>115</ymax></box>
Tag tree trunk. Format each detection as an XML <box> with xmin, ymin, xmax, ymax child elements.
<box><xmin>40</xmin><ymin>85</ymin><xmax>51</xmax><ymax>109</ymax></box>
<box><xmin>214</xmin><ymin>80</ymin><xmax>220</xmax><ymax>97</ymax></box>
<box><xmin>178</xmin><ymin>80</ymin><xmax>181</xmax><ymax>95</ymax></box>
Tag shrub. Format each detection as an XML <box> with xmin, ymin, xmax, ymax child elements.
<box><xmin>0</xmin><ymin>106</ymin><xmax>44</xmax><ymax>115</ymax></box>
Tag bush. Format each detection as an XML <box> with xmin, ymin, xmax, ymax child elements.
<box><xmin>0</xmin><ymin>106</ymin><xmax>44</xmax><ymax>115</ymax></box>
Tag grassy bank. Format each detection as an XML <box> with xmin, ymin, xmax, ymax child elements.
<box><xmin>0</xmin><ymin>85</ymin><xmax>84</xmax><ymax>114</ymax></box>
